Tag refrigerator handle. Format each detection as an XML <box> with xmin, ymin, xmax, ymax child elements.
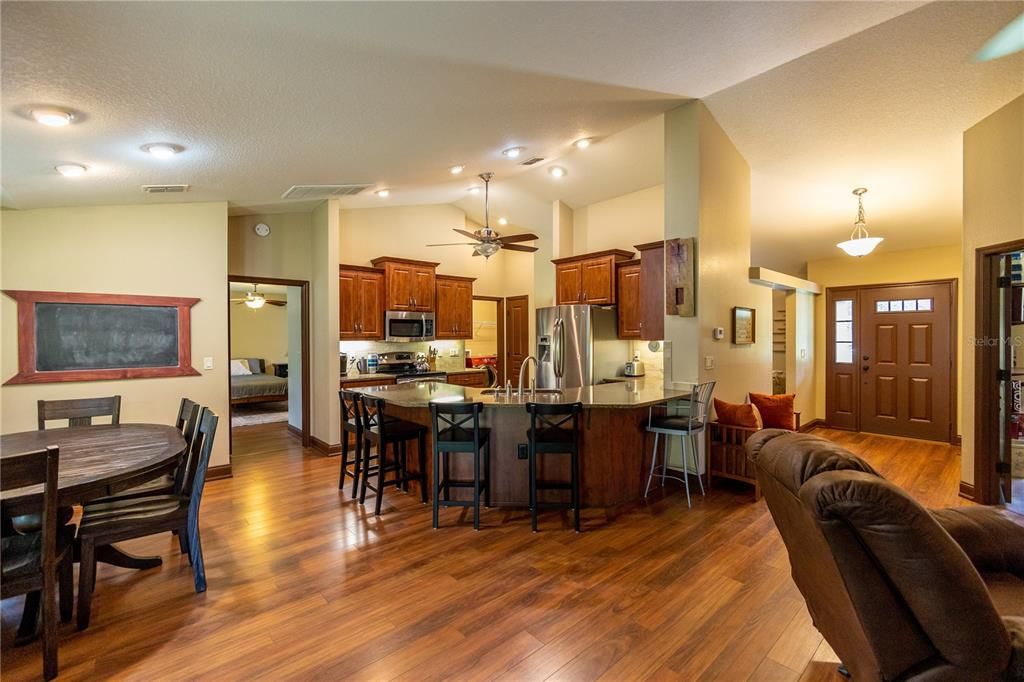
<box><xmin>555</xmin><ymin>317</ymin><xmax>566</xmax><ymax>379</ymax></box>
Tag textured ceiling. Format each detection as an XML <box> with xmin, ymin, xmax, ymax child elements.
<box><xmin>1</xmin><ymin>1</ymin><xmax>917</xmax><ymax>214</ymax></box>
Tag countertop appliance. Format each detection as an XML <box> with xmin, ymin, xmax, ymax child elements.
<box><xmin>340</xmin><ymin>353</ymin><xmax>349</xmax><ymax>376</ymax></box>
<box><xmin>624</xmin><ymin>356</ymin><xmax>646</xmax><ymax>377</ymax></box>
<box><xmin>536</xmin><ymin>305</ymin><xmax>628</xmax><ymax>389</ymax></box>
<box><xmin>385</xmin><ymin>311</ymin><xmax>435</xmax><ymax>343</ymax></box>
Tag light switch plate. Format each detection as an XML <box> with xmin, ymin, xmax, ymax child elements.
<box><xmin>704</xmin><ymin>355</ymin><xmax>715</xmax><ymax>370</ymax></box>
<box><xmin>800</xmin><ymin>348</ymin><xmax>807</xmax><ymax>359</ymax></box>
<box><xmin>203</xmin><ymin>357</ymin><xmax>214</xmax><ymax>370</ymax></box>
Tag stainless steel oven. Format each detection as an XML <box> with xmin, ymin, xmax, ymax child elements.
<box><xmin>385</xmin><ymin>311</ymin><xmax>435</xmax><ymax>343</ymax></box>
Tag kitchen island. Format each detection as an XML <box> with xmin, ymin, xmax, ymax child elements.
<box><xmin>353</xmin><ymin>380</ymin><xmax>690</xmax><ymax>507</ymax></box>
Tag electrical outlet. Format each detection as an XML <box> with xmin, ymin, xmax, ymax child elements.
<box><xmin>517</xmin><ymin>443</ymin><xmax>528</xmax><ymax>460</ymax></box>
<box><xmin>203</xmin><ymin>357</ymin><xmax>214</xmax><ymax>370</ymax></box>
<box><xmin>704</xmin><ymin>355</ymin><xmax>715</xmax><ymax>370</ymax></box>
<box><xmin>449</xmin><ymin>348</ymin><xmax>458</xmax><ymax>357</ymax></box>
<box><xmin>800</xmin><ymin>348</ymin><xmax>807</xmax><ymax>360</ymax></box>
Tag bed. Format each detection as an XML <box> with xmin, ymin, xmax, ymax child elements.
<box><xmin>230</xmin><ymin>358</ymin><xmax>288</xmax><ymax>405</ymax></box>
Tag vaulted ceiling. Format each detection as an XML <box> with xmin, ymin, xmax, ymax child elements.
<box><xmin>3</xmin><ymin>1</ymin><xmax>1021</xmax><ymax>273</ymax></box>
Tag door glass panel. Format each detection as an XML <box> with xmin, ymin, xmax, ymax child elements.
<box><xmin>918</xmin><ymin>298</ymin><xmax>933</xmax><ymax>311</ymax></box>
<box><xmin>836</xmin><ymin>321</ymin><xmax>853</xmax><ymax>343</ymax></box>
<box><xmin>903</xmin><ymin>299</ymin><xmax>918</xmax><ymax>312</ymax></box>
<box><xmin>834</xmin><ymin>298</ymin><xmax>855</xmax><ymax>364</ymax></box>
<box><xmin>835</xmin><ymin>299</ymin><xmax>853</xmax><ymax>321</ymax></box>
<box><xmin>890</xmin><ymin>300</ymin><xmax>903</xmax><ymax>312</ymax></box>
<box><xmin>876</xmin><ymin>301</ymin><xmax>889</xmax><ymax>312</ymax></box>
<box><xmin>836</xmin><ymin>343</ymin><xmax>853</xmax><ymax>363</ymax></box>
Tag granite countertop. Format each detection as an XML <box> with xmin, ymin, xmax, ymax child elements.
<box><xmin>444</xmin><ymin>368</ymin><xmax>488</xmax><ymax>375</ymax></box>
<box><xmin>340</xmin><ymin>373</ymin><xmax>398</xmax><ymax>383</ymax></box>
<box><xmin>353</xmin><ymin>380</ymin><xmax>689</xmax><ymax>409</ymax></box>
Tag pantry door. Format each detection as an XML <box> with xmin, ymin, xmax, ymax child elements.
<box><xmin>826</xmin><ymin>280</ymin><xmax>956</xmax><ymax>442</ymax></box>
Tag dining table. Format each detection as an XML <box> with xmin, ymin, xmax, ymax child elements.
<box><xmin>1</xmin><ymin>423</ymin><xmax>187</xmax><ymax>571</ymax></box>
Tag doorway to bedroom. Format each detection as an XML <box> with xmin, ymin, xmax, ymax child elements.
<box><xmin>227</xmin><ymin>276</ymin><xmax>311</xmax><ymax>456</ymax></box>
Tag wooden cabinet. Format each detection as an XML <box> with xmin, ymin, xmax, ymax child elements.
<box><xmin>616</xmin><ymin>260</ymin><xmax>643</xmax><ymax>338</ymax></box>
<box><xmin>636</xmin><ymin>241</ymin><xmax>665</xmax><ymax>340</ymax></box>
<box><xmin>371</xmin><ymin>257</ymin><xmax>438</xmax><ymax>312</ymax></box>
<box><xmin>445</xmin><ymin>371</ymin><xmax>488</xmax><ymax>388</ymax></box>
<box><xmin>435</xmin><ymin>275</ymin><xmax>475</xmax><ymax>339</ymax></box>
<box><xmin>339</xmin><ymin>266</ymin><xmax>384</xmax><ymax>340</ymax></box>
<box><xmin>552</xmin><ymin>250</ymin><xmax>633</xmax><ymax>305</ymax></box>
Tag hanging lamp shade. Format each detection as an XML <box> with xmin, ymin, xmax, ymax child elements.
<box><xmin>837</xmin><ymin>187</ymin><xmax>883</xmax><ymax>257</ymax></box>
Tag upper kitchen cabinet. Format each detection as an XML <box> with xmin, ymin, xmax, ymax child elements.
<box><xmin>636</xmin><ymin>241</ymin><xmax>665</xmax><ymax>340</ymax></box>
<box><xmin>340</xmin><ymin>265</ymin><xmax>385</xmax><ymax>340</ymax></box>
<box><xmin>552</xmin><ymin>249</ymin><xmax>634</xmax><ymax>305</ymax></box>
<box><xmin>435</xmin><ymin>274</ymin><xmax>475</xmax><ymax>339</ymax></box>
<box><xmin>370</xmin><ymin>257</ymin><xmax>439</xmax><ymax>312</ymax></box>
<box><xmin>616</xmin><ymin>260</ymin><xmax>642</xmax><ymax>338</ymax></box>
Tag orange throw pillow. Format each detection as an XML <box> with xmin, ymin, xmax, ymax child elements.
<box><xmin>749</xmin><ymin>393</ymin><xmax>796</xmax><ymax>430</ymax></box>
<box><xmin>713</xmin><ymin>398</ymin><xmax>763</xmax><ymax>429</ymax></box>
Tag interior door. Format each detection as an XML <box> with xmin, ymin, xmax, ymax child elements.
<box><xmin>858</xmin><ymin>282</ymin><xmax>954</xmax><ymax>441</ymax></box>
<box><xmin>506</xmin><ymin>295</ymin><xmax>529</xmax><ymax>384</ymax></box>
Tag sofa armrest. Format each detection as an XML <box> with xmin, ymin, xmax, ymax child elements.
<box><xmin>931</xmin><ymin>506</ymin><xmax>1024</xmax><ymax>578</ymax></box>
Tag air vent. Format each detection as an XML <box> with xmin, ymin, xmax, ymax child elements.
<box><xmin>281</xmin><ymin>184</ymin><xmax>371</xmax><ymax>199</ymax></box>
<box><xmin>141</xmin><ymin>184</ymin><xmax>190</xmax><ymax>193</ymax></box>
<box><xmin>521</xmin><ymin>157</ymin><xmax>545</xmax><ymax>166</ymax></box>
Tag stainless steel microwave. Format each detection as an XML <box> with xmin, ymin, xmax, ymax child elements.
<box><xmin>385</xmin><ymin>311</ymin><xmax>435</xmax><ymax>342</ymax></box>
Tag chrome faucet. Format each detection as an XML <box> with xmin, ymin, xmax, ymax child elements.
<box><xmin>518</xmin><ymin>355</ymin><xmax>538</xmax><ymax>397</ymax></box>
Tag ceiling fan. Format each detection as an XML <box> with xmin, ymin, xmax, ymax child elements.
<box><xmin>230</xmin><ymin>284</ymin><xmax>286</xmax><ymax>309</ymax></box>
<box><xmin>427</xmin><ymin>173</ymin><xmax>538</xmax><ymax>259</ymax></box>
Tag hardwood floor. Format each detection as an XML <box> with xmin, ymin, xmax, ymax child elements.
<box><xmin>1</xmin><ymin>427</ymin><xmax>964</xmax><ymax>680</ymax></box>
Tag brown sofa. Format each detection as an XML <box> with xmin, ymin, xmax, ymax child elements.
<box><xmin>746</xmin><ymin>429</ymin><xmax>1024</xmax><ymax>681</ymax></box>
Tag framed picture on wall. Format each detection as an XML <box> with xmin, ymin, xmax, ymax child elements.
<box><xmin>732</xmin><ymin>306</ymin><xmax>756</xmax><ymax>345</ymax></box>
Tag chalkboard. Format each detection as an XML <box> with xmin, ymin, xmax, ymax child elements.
<box><xmin>4</xmin><ymin>290</ymin><xmax>200</xmax><ymax>385</ymax></box>
<box><xmin>35</xmin><ymin>303</ymin><xmax>180</xmax><ymax>371</ymax></box>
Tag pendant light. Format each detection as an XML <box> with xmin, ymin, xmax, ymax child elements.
<box><xmin>837</xmin><ymin>187</ymin><xmax>883</xmax><ymax>257</ymax></box>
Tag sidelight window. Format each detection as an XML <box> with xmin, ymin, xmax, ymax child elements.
<box><xmin>835</xmin><ymin>299</ymin><xmax>854</xmax><ymax>363</ymax></box>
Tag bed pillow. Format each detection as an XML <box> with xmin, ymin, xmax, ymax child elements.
<box><xmin>230</xmin><ymin>359</ymin><xmax>252</xmax><ymax>377</ymax></box>
<box><xmin>244</xmin><ymin>358</ymin><xmax>264</xmax><ymax>374</ymax></box>
<box><xmin>749</xmin><ymin>392</ymin><xmax>796</xmax><ymax>430</ymax></box>
<box><xmin>713</xmin><ymin>398</ymin><xmax>763</xmax><ymax>429</ymax></box>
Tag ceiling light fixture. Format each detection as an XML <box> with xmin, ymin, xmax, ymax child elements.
<box><xmin>502</xmin><ymin>146</ymin><xmax>525</xmax><ymax>159</ymax></box>
<box><xmin>32</xmin><ymin>108</ymin><xmax>74</xmax><ymax>127</ymax></box>
<box><xmin>142</xmin><ymin>143</ymin><xmax>183</xmax><ymax>159</ymax></box>
<box><xmin>574</xmin><ymin>138</ymin><xmax>593</xmax><ymax>149</ymax></box>
<box><xmin>449</xmin><ymin>165</ymin><xmax>465</xmax><ymax>175</ymax></box>
<box><xmin>245</xmin><ymin>292</ymin><xmax>267</xmax><ymax>309</ymax></box>
<box><xmin>498</xmin><ymin>217</ymin><xmax>508</xmax><ymax>226</ymax></box>
<box><xmin>55</xmin><ymin>164</ymin><xmax>87</xmax><ymax>177</ymax></box>
<box><xmin>548</xmin><ymin>166</ymin><xmax>566</xmax><ymax>179</ymax></box>
<box><xmin>837</xmin><ymin>188</ymin><xmax>883</xmax><ymax>257</ymax></box>
<box><xmin>375</xmin><ymin>188</ymin><xmax>390</xmax><ymax>198</ymax></box>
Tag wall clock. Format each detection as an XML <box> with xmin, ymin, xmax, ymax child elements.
<box><xmin>253</xmin><ymin>223</ymin><xmax>271</xmax><ymax>237</ymax></box>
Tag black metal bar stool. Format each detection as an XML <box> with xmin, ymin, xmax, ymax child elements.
<box><xmin>358</xmin><ymin>395</ymin><xmax>428</xmax><ymax>516</ymax></box>
<box><xmin>338</xmin><ymin>390</ymin><xmax>363</xmax><ymax>497</ymax></box>
<box><xmin>526</xmin><ymin>402</ymin><xmax>584</xmax><ymax>533</ymax></box>
<box><xmin>429</xmin><ymin>401</ymin><xmax>491</xmax><ymax>530</ymax></box>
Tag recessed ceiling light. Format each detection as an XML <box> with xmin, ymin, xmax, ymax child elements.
<box><xmin>449</xmin><ymin>165</ymin><xmax>465</xmax><ymax>175</ymax></box>
<box><xmin>548</xmin><ymin>166</ymin><xmax>567</xmax><ymax>178</ymax></box>
<box><xmin>55</xmin><ymin>164</ymin><xmax>87</xmax><ymax>177</ymax></box>
<box><xmin>142</xmin><ymin>143</ymin><xmax>183</xmax><ymax>159</ymax></box>
<box><xmin>498</xmin><ymin>217</ymin><xmax>508</xmax><ymax>226</ymax></box>
<box><xmin>502</xmin><ymin>146</ymin><xmax>525</xmax><ymax>159</ymax></box>
<box><xmin>467</xmin><ymin>186</ymin><xmax>481</xmax><ymax>194</ymax></box>
<box><xmin>375</xmin><ymin>188</ymin><xmax>390</xmax><ymax>198</ymax></box>
<box><xmin>32</xmin><ymin>108</ymin><xmax>75</xmax><ymax>127</ymax></box>
<box><xmin>574</xmin><ymin>138</ymin><xmax>593</xmax><ymax>149</ymax></box>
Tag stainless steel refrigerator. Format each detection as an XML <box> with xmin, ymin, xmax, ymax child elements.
<box><xmin>536</xmin><ymin>305</ymin><xmax>629</xmax><ymax>389</ymax></box>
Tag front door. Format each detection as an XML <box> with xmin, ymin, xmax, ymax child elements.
<box><xmin>826</xmin><ymin>280</ymin><xmax>956</xmax><ymax>442</ymax></box>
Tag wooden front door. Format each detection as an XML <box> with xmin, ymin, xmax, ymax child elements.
<box><xmin>506</xmin><ymin>295</ymin><xmax>529</xmax><ymax>384</ymax></box>
<box><xmin>826</xmin><ymin>280</ymin><xmax>956</xmax><ymax>442</ymax></box>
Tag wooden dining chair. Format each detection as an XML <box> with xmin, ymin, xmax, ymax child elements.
<box><xmin>37</xmin><ymin>395</ymin><xmax>122</xmax><ymax>430</ymax></box>
<box><xmin>75</xmin><ymin>409</ymin><xmax>219</xmax><ymax>629</ymax></box>
<box><xmin>1</xmin><ymin>447</ymin><xmax>74</xmax><ymax>680</ymax></box>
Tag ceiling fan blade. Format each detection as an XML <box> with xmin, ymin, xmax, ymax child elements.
<box><xmin>501</xmin><ymin>244</ymin><xmax>538</xmax><ymax>253</ymax></box>
<box><xmin>497</xmin><ymin>232</ymin><xmax>539</xmax><ymax>244</ymax></box>
<box><xmin>265</xmin><ymin>300</ymin><xmax>287</xmax><ymax>307</ymax></box>
<box><xmin>427</xmin><ymin>242</ymin><xmax>479</xmax><ymax>247</ymax></box>
<box><xmin>472</xmin><ymin>250</ymin><xmax>482</xmax><ymax>257</ymax></box>
<box><xmin>453</xmin><ymin>228</ymin><xmax>483</xmax><ymax>241</ymax></box>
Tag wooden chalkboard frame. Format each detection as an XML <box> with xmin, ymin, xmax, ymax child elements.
<box><xmin>3</xmin><ymin>290</ymin><xmax>201</xmax><ymax>385</ymax></box>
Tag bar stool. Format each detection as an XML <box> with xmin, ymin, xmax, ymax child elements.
<box><xmin>644</xmin><ymin>381</ymin><xmax>716</xmax><ymax>507</ymax></box>
<box><xmin>429</xmin><ymin>401</ymin><xmax>491</xmax><ymax>530</ymax></box>
<box><xmin>526</xmin><ymin>402</ymin><xmax>583</xmax><ymax>533</ymax></box>
<box><xmin>338</xmin><ymin>390</ymin><xmax>363</xmax><ymax>497</ymax></box>
<box><xmin>358</xmin><ymin>395</ymin><xmax>429</xmax><ymax>515</ymax></box>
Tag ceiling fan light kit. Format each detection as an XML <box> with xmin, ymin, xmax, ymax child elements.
<box><xmin>837</xmin><ymin>187</ymin><xmax>883</xmax><ymax>257</ymax></box>
<box><xmin>231</xmin><ymin>283</ymin><xmax>287</xmax><ymax>309</ymax></box>
<box><xmin>426</xmin><ymin>172</ymin><xmax>539</xmax><ymax>260</ymax></box>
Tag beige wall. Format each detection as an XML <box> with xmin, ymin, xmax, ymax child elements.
<box><xmin>229</xmin><ymin>296</ymin><xmax>289</xmax><ymax>364</ymax></box>
<box><xmin>962</xmin><ymin>95</ymin><xmax>1024</xmax><ymax>486</ymax></box>
<box><xmin>786</xmin><ymin>290</ymin><xmax>816</xmax><ymax>424</ymax></box>
<box><xmin>312</xmin><ymin>200</ymin><xmax>341</xmax><ymax>447</ymax></box>
<box><xmin>573</xmin><ymin>184</ymin><xmax>664</xmax><ymax>255</ymax></box>
<box><xmin>468</xmin><ymin>299</ymin><xmax>498</xmax><ymax>358</ymax></box>
<box><xmin>228</xmin><ymin>212</ymin><xmax>313</xmax><ymax>282</ymax></box>
<box><xmin>806</xmin><ymin>244</ymin><xmax>963</xmax><ymax>428</ymax></box>
<box><xmin>1</xmin><ymin>202</ymin><xmax>231</xmax><ymax>467</ymax></box>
